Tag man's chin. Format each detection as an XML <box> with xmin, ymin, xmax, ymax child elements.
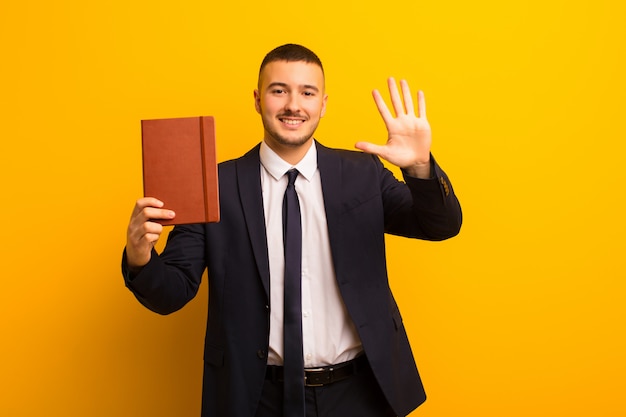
<box><xmin>282</xmin><ymin>138</ymin><xmax>312</xmax><ymax>147</ymax></box>
<box><xmin>271</xmin><ymin>134</ymin><xmax>313</xmax><ymax>148</ymax></box>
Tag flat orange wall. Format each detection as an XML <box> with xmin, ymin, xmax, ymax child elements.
<box><xmin>1</xmin><ymin>1</ymin><xmax>625</xmax><ymax>416</ymax></box>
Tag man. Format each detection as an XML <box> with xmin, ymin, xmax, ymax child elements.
<box><xmin>123</xmin><ymin>44</ymin><xmax>462</xmax><ymax>417</ymax></box>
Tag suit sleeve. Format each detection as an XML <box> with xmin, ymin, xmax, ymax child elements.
<box><xmin>381</xmin><ymin>154</ymin><xmax>462</xmax><ymax>241</ymax></box>
<box><xmin>121</xmin><ymin>223</ymin><xmax>207</xmax><ymax>315</ymax></box>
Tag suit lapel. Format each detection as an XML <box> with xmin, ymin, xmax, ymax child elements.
<box><xmin>236</xmin><ymin>144</ymin><xmax>270</xmax><ymax>299</ymax></box>
<box><xmin>316</xmin><ymin>142</ymin><xmax>345</xmax><ymax>272</ymax></box>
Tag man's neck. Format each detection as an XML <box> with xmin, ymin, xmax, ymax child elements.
<box><xmin>263</xmin><ymin>138</ymin><xmax>314</xmax><ymax>166</ymax></box>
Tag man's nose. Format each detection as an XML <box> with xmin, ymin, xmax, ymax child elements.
<box><xmin>284</xmin><ymin>94</ymin><xmax>301</xmax><ymax>112</ymax></box>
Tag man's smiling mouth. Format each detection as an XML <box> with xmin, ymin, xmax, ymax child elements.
<box><xmin>280</xmin><ymin>118</ymin><xmax>304</xmax><ymax>125</ymax></box>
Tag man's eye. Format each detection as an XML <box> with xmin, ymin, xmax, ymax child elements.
<box><xmin>272</xmin><ymin>89</ymin><xmax>285</xmax><ymax>94</ymax></box>
<box><xmin>303</xmin><ymin>91</ymin><xmax>315</xmax><ymax>96</ymax></box>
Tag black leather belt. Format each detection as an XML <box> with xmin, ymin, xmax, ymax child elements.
<box><xmin>266</xmin><ymin>355</ymin><xmax>368</xmax><ymax>387</ymax></box>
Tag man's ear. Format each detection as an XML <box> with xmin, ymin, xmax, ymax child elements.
<box><xmin>254</xmin><ymin>89</ymin><xmax>261</xmax><ymax>114</ymax></box>
<box><xmin>320</xmin><ymin>94</ymin><xmax>328</xmax><ymax>117</ymax></box>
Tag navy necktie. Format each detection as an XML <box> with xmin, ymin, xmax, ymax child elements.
<box><xmin>282</xmin><ymin>169</ymin><xmax>305</xmax><ymax>416</ymax></box>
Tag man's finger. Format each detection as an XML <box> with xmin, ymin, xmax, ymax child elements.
<box><xmin>143</xmin><ymin>232</ymin><xmax>162</xmax><ymax>246</ymax></box>
<box><xmin>372</xmin><ymin>89</ymin><xmax>393</xmax><ymax>124</ymax></box>
<box><xmin>355</xmin><ymin>141</ymin><xmax>386</xmax><ymax>157</ymax></box>
<box><xmin>401</xmin><ymin>80</ymin><xmax>415</xmax><ymax>115</ymax></box>
<box><xmin>132</xmin><ymin>197</ymin><xmax>164</xmax><ymax>217</ymax></box>
<box><xmin>141</xmin><ymin>206</ymin><xmax>176</xmax><ymax>221</ymax></box>
<box><xmin>387</xmin><ymin>77</ymin><xmax>405</xmax><ymax>117</ymax></box>
<box><xmin>417</xmin><ymin>90</ymin><xmax>427</xmax><ymax>119</ymax></box>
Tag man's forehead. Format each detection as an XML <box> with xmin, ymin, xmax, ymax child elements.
<box><xmin>259</xmin><ymin>60</ymin><xmax>325</xmax><ymax>89</ymax></box>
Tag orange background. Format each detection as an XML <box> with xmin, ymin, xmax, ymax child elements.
<box><xmin>1</xmin><ymin>1</ymin><xmax>625</xmax><ymax>416</ymax></box>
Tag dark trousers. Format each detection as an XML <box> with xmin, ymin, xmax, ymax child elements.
<box><xmin>255</xmin><ymin>360</ymin><xmax>396</xmax><ymax>417</ymax></box>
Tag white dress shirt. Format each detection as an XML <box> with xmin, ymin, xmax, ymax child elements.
<box><xmin>259</xmin><ymin>140</ymin><xmax>363</xmax><ymax>367</ymax></box>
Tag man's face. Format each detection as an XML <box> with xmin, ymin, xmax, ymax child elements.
<box><xmin>254</xmin><ymin>60</ymin><xmax>327</xmax><ymax>152</ymax></box>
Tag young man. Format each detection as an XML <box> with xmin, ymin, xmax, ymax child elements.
<box><xmin>123</xmin><ymin>44</ymin><xmax>462</xmax><ymax>417</ymax></box>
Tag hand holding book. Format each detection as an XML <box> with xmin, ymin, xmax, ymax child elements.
<box><xmin>126</xmin><ymin>197</ymin><xmax>175</xmax><ymax>270</ymax></box>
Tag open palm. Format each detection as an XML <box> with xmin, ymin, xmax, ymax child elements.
<box><xmin>356</xmin><ymin>77</ymin><xmax>432</xmax><ymax>178</ymax></box>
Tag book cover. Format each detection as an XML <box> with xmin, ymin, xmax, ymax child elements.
<box><xmin>141</xmin><ymin>116</ymin><xmax>220</xmax><ymax>225</ymax></box>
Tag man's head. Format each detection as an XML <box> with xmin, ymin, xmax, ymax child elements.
<box><xmin>255</xmin><ymin>44</ymin><xmax>327</xmax><ymax>159</ymax></box>
<box><xmin>258</xmin><ymin>44</ymin><xmax>324</xmax><ymax>89</ymax></box>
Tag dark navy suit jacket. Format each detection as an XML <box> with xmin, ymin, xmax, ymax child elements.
<box><xmin>123</xmin><ymin>141</ymin><xmax>462</xmax><ymax>417</ymax></box>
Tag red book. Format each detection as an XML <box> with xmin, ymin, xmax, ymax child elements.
<box><xmin>141</xmin><ymin>116</ymin><xmax>220</xmax><ymax>225</ymax></box>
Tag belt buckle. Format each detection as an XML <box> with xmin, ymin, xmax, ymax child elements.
<box><xmin>304</xmin><ymin>367</ymin><xmax>333</xmax><ymax>387</ymax></box>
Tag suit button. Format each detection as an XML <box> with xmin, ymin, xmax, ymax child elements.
<box><xmin>257</xmin><ymin>349</ymin><xmax>267</xmax><ymax>359</ymax></box>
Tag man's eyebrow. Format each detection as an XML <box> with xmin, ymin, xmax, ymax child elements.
<box><xmin>266</xmin><ymin>82</ymin><xmax>320</xmax><ymax>92</ymax></box>
<box><xmin>302</xmin><ymin>84</ymin><xmax>320</xmax><ymax>92</ymax></box>
<box><xmin>267</xmin><ymin>82</ymin><xmax>288</xmax><ymax>89</ymax></box>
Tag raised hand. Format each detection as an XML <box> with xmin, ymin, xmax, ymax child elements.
<box><xmin>355</xmin><ymin>77</ymin><xmax>432</xmax><ymax>178</ymax></box>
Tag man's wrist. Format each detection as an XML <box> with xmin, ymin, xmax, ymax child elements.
<box><xmin>404</xmin><ymin>161</ymin><xmax>431</xmax><ymax>179</ymax></box>
<box><xmin>123</xmin><ymin>247</ymin><xmax>149</xmax><ymax>278</ymax></box>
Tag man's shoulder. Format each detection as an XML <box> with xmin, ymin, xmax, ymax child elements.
<box><xmin>218</xmin><ymin>143</ymin><xmax>261</xmax><ymax>169</ymax></box>
<box><xmin>316</xmin><ymin>141</ymin><xmax>379</xmax><ymax>165</ymax></box>
<box><xmin>317</xmin><ymin>146</ymin><xmax>383</xmax><ymax>176</ymax></box>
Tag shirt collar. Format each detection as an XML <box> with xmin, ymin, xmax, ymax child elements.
<box><xmin>259</xmin><ymin>140</ymin><xmax>318</xmax><ymax>182</ymax></box>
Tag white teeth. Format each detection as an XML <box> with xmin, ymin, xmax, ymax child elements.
<box><xmin>281</xmin><ymin>119</ymin><xmax>302</xmax><ymax>125</ymax></box>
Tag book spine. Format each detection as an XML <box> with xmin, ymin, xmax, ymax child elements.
<box><xmin>199</xmin><ymin>117</ymin><xmax>211</xmax><ymax>222</ymax></box>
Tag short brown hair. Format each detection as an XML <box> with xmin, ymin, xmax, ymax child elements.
<box><xmin>259</xmin><ymin>44</ymin><xmax>324</xmax><ymax>77</ymax></box>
